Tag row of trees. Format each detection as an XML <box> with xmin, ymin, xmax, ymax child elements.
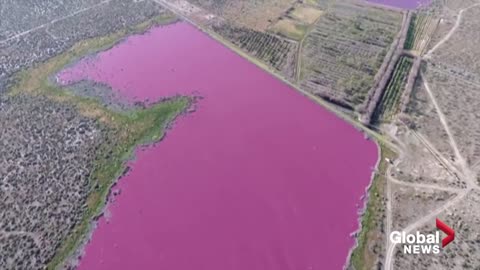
<box><xmin>360</xmin><ymin>11</ymin><xmax>412</xmax><ymax>124</ymax></box>
<box><xmin>400</xmin><ymin>56</ymin><xmax>422</xmax><ymax>113</ymax></box>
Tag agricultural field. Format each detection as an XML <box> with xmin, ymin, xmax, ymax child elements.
<box><xmin>269</xmin><ymin>18</ymin><xmax>308</xmax><ymax>41</ymax></box>
<box><xmin>180</xmin><ymin>0</ymin><xmax>407</xmax><ymax>102</ymax></box>
<box><xmin>404</xmin><ymin>13</ymin><xmax>439</xmax><ymax>54</ymax></box>
<box><xmin>268</xmin><ymin>3</ymin><xmax>324</xmax><ymax>41</ymax></box>
<box><xmin>186</xmin><ymin>0</ymin><xmax>296</xmax><ymax>30</ymax></box>
<box><xmin>212</xmin><ymin>23</ymin><xmax>298</xmax><ymax>79</ymax></box>
<box><xmin>371</xmin><ymin>56</ymin><xmax>413</xmax><ymax>124</ymax></box>
<box><xmin>299</xmin><ymin>1</ymin><xmax>403</xmax><ymax>110</ymax></box>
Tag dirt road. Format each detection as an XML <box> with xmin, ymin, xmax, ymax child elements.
<box><xmin>424</xmin><ymin>2</ymin><xmax>480</xmax><ymax>58</ymax></box>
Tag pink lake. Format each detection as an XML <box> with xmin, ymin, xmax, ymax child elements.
<box><xmin>58</xmin><ymin>22</ymin><xmax>378</xmax><ymax>270</ymax></box>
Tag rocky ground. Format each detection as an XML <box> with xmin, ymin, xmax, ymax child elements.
<box><xmin>0</xmin><ymin>94</ymin><xmax>104</xmax><ymax>269</ymax></box>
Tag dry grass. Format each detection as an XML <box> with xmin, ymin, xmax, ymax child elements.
<box><xmin>188</xmin><ymin>0</ymin><xmax>297</xmax><ymax>31</ymax></box>
<box><xmin>305</xmin><ymin>0</ymin><xmax>335</xmax><ymax>9</ymax></box>
<box><xmin>394</xmin><ymin>190</ymin><xmax>480</xmax><ymax>269</ymax></box>
<box><xmin>290</xmin><ymin>5</ymin><xmax>324</xmax><ymax>24</ymax></box>
<box><xmin>299</xmin><ymin>2</ymin><xmax>403</xmax><ymax>109</ymax></box>
<box><xmin>270</xmin><ymin>18</ymin><xmax>307</xmax><ymax>40</ymax></box>
<box><xmin>430</xmin><ymin>6</ymin><xmax>480</xmax><ymax>78</ymax></box>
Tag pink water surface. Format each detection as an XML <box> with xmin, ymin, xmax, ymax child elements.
<box><xmin>59</xmin><ymin>22</ymin><xmax>378</xmax><ymax>270</ymax></box>
<box><xmin>366</xmin><ymin>0</ymin><xmax>431</xmax><ymax>9</ymax></box>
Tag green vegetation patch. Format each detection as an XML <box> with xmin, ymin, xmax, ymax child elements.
<box><xmin>404</xmin><ymin>14</ymin><xmax>418</xmax><ymax>50</ymax></box>
<box><xmin>9</xmin><ymin>13</ymin><xmax>190</xmax><ymax>270</ymax></box>
<box><xmin>404</xmin><ymin>13</ymin><xmax>434</xmax><ymax>52</ymax></box>
<box><xmin>372</xmin><ymin>56</ymin><xmax>413</xmax><ymax>123</ymax></box>
<box><xmin>350</xmin><ymin>143</ymin><xmax>396</xmax><ymax>270</ymax></box>
<box><xmin>271</xmin><ymin>18</ymin><xmax>308</xmax><ymax>41</ymax></box>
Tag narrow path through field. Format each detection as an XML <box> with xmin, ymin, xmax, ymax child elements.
<box><xmin>384</xmin><ymin>71</ymin><xmax>480</xmax><ymax>269</ymax></box>
<box><xmin>424</xmin><ymin>2</ymin><xmax>480</xmax><ymax>58</ymax></box>
<box><xmin>295</xmin><ymin>4</ymin><xmax>330</xmax><ymax>83</ymax></box>
<box><xmin>384</xmin><ymin>9</ymin><xmax>480</xmax><ymax>263</ymax></box>
<box><xmin>384</xmin><ymin>188</ymin><xmax>468</xmax><ymax>270</ymax></box>
<box><xmin>385</xmin><ymin>61</ymin><xmax>479</xmax><ymax>270</ymax></box>
<box><xmin>389</xmin><ymin>175</ymin><xmax>462</xmax><ymax>193</ymax></box>
<box><xmin>422</xmin><ymin>77</ymin><xmax>473</xmax><ymax>180</ymax></box>
<box><xmin>0</xmin><ymin>0</ymin><xmax>111</xmax><ymax>44</ymax></box>
<box><xmin>410</xmin><ymin>127</ymin><xmax>463</xmax><ymax>182</ymax></box>
<box><xmin>384</xmin><ymin>74</ymin><xmax>479</xmax><ymax>268</ymax></box>
<box><xmin>295</xmin><ymin>37</ymin><xmax>304</xmax><ymax>83</ymax></box>
<box><xmin>384</xmin><ymin>144</ymin><xmax>462</xmax><ymax>261</ymax></box>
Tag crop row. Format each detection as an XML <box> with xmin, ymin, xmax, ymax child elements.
<box><xmin>413</xmin><ymin>15</ymin><xmax>437</xmax><ymax>52</ymax></box>
<box><xmin>404</xmin><ymin>13</ymin><xmax>436</xmax><ymax>52</ymax></box>
<box><xmin>361</xmin><ymin>11</ymin><xmax>411</xmax><ymax>124</ymax></box>
<box><xmin>306</xmin><ymin>0</ymin><xmax>335</xmax><ymax>10</ymax></box>
<box><xmin>332</xmin><ymin>2</ymin><xmax>402</xmax><ymax>30</ymax></box>
<box><xmin>300</xmin><ymin>2</ymin><xmax>402</xmax><ymax>108</ymax></box>
<box><xmin>212</xmin><ymin>23</ymin><xmax>297</xmax><ymax>76</ymax></box>
<box><xmin>317</xmin><ymin>13</ymin><xmax>398</xmax><ymax>48</ymax></box>
<box><xmin>372</xmin><ymin>56</ymin><xmax>413</xmax><ymax>123</ymax></box>
<box><xmin>306</xmin><ymin>30</ymin><xmax>384</xmax><ymax>58</ymax></box>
